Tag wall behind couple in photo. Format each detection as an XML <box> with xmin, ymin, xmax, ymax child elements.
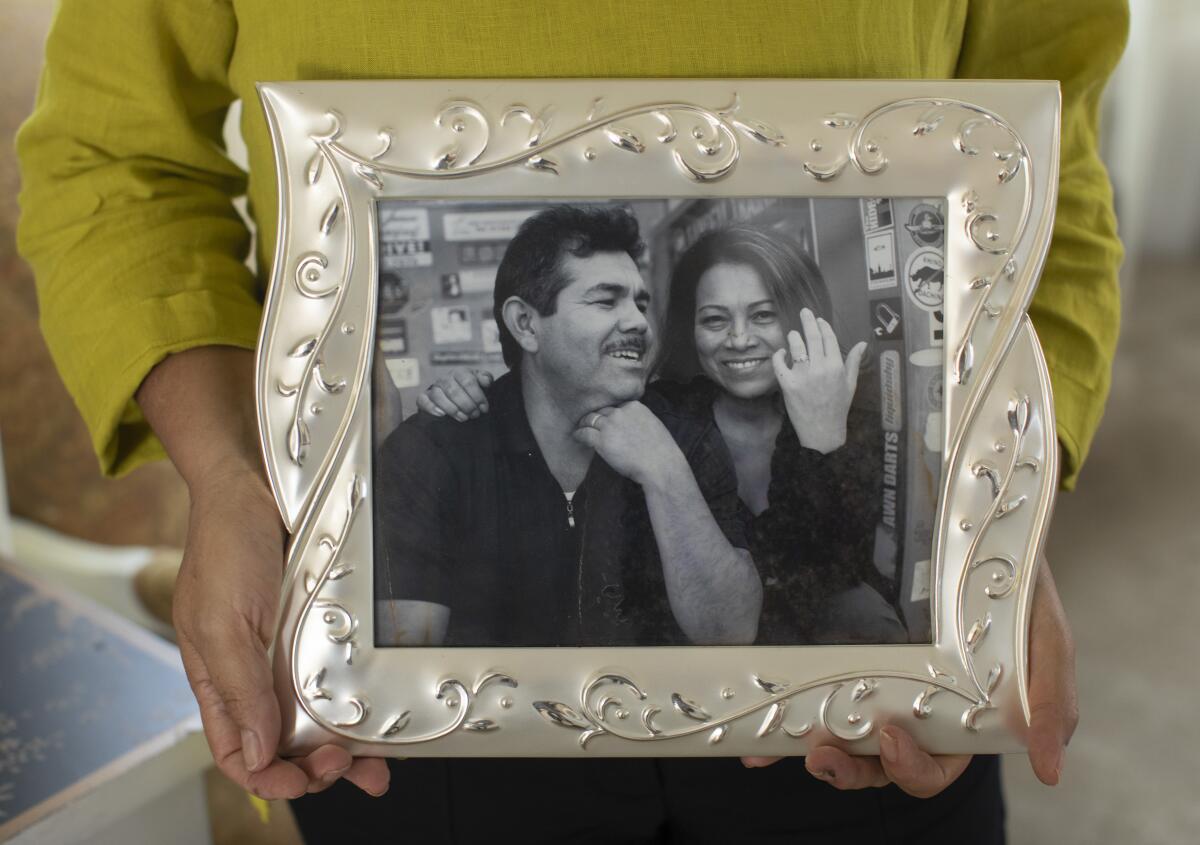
<box><xmin>373</xmin><ymin>197</ymin><xmax>944</xmax><ymax>639</ymax></box>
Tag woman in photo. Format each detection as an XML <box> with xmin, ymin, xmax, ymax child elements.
<box><xmin>420</xmin><ymin>224</ymin><xmax>907</xmax><ymax>644</ymax></box>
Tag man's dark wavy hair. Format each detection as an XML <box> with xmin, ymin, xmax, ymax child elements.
<box><xmin>493</xmin><ymin>204</ymin><xmax>644</xmax><ymax>368</ymax></box>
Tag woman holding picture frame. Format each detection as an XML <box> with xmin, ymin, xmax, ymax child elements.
<box><xmin>16</xmin><ymin>0</ymin><xmax>1124</xmax><ymax>841</ymax></box>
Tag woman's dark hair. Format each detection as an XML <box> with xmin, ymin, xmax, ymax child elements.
<box><xmin>656</xmin><ymin>225</ymin><xmax>834</xmax><ymax>382</ymax></box>
<box><xmin>493</xmin><ymin>204</ymin><xmax>644</xmax><ymax>367</ymax></box>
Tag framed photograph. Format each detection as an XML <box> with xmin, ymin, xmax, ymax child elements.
<box><xmin>256</xmin><ymin>79</ymin><xmax>1060</xmax><ymax>757</ymax></box>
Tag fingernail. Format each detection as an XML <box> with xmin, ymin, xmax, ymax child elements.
<box><xmin>455</xmin><ymin>412</ymin><xmax>468</xmax><ymax>422</ymax></box>
<box><xmin>241</xmin><ymin>730</ymin><xmax>262</xmax><ymax>772</ymax></box>
<box><xmin>366</xmin><ymin>784</ymin><xmax>390</xmax><ymax>798</ymax></box>
<box><xmin>431</xmin><ymin>407</ymin><xmax>446</xmax><ymax>417</ymax></box>
<box><xmin>809</xmin><ymin>767</ymin><xmax>836</xmax><ymax>782</ymax></box>
<box><xmin>879</xmin><ymin>727</ymin><xmax>898</xmax><ymax>763</ymax></box>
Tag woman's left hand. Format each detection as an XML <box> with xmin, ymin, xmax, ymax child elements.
<box><xmin>772</xmin><ymin>308</ymin><xmax>867</xmax><ymax>454</ymax></box>
<box><xmin>741</xmin><ymin>556</ymin><xmax>1077</xmax><ymax>797</ymax></box>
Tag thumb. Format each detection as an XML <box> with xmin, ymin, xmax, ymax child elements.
<box><xmin>198</xmin><ymin>619</ymin><xmax>283</xmax><ymax>774</ymax></box>
<box><xmin>573</xmin><ymin>426</ymin><xmax>600</xmax><ymax>450</ymax></box>
<box><xmin>1025</xmin><ymin>560</ymin><xmax>1077</xmax><ymax>785</ymax></box>
<box><xmin>844</xmin><ymin>341</ymin><xmax>867</xmax><ymax>396</ymax></box>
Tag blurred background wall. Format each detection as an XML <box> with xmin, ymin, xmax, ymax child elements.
<box><xmin>1</xmin><ymin>1</ymin><xmax>1196</xmax><ymax>843</ymax></box>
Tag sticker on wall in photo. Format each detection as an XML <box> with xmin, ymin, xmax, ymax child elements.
<box><xmin>881</xmin><ymin>430</ymin><xmax>901</xmax><ymax>531</ymax></box>
<box><xmin>929</xmin><ymin>308</ymin><xmax>945</xmax><ymax>347</ymax></box>
<box><xmin>871</xmin><ymin>298</ymin><xmax>903</xmax><ymax>340</ymax></box>
<box><xmin>910</xmin><ymin>558</ymin><xmax>932</xmax><ymax>602</ymax></box>
<box><xmin>379</xmin><ymin>272</ymin><xmax>410</xmax><ymax>310</ymax></box>
<box><xmin>909</xmin><ymin>347</ymin><xmax>941</xmax><ymax>368</ymax></box>
<box><xmin>923</xmin><ymin>412</ymin><xmax>943</xmax><ymax>454</ymax></box>
<box><xmin>443</xmin><ymin>210</ymin><xmax>536</xmax><ymax>242</ymax></box>
<box><xmin>379</xmin><ymin>207</ymin><xmax>432</xmax><ymax>269</ymax></box>
<box><xmin>431</xmin><ymin>306</ymin><xmax>472</xmax><ymax>345</ymax></box>
<box><xmin>879</xmin><ymin>350</ymin><xmax>903</xmax><ymax>433</ymax></box>
<box><xmin>925</xmin><ymin>371</ymin><xmax>943</xmax><ymax>411</ymax></box>
<box><xmin>378</xmin><ymin>317</ymin><xmax>408</xmax><ymax>355</ymax></box>
<box><xmin>861</xmin><ymin>197</ymin><xmax>894</xmax><ymax>232</ymax></box>
<box><xmin>381</xmin><ymin>238</ymin><xmax>433</xmax><ymax>269</ymax></box>
<box><xmin>904</xmin><ymin>247</ymin><xmax>944</xmax><ymax>312</ymax></box>
<box><xmin>865</xmin><ymin>230</ymin><xmax>897</xmax><ymax>290</ymax></box>
<box><xmin>441</xmin><ymin>273</ymin><xmax>463</xmax><ymax>299</ymax></box>
<box><xmin>457</xmin><ymin>267</ymin><xmax>498</xmax><ymax>295</ymax></box>
<box><xmin>384</xmin><ymin>357</ymin><xmax>421</xmax><ymax>390</ymax></box>
<box><xmin>905</xmin><ymin>202</ymin><xmax>945</xmax><ymax>248</ymax></box>
<box><xmin>459</xmin><ymin>241</ymin><xmax>508</xmax><ymax>266</ymax></box>
<box><xmin>431</xmin><ymin>350</ymin><xmax>484</xmax><ymax>365</ymax></box>
<box><xmin>481</xmin><ymin>317</ymin><xmax>502</xmax><ymax>354</ymax></box>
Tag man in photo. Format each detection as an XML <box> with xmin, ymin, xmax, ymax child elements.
<box><xmin>375</xmin><ymin>205</ymin><xmax>761</xmax><ymax>647</ymax></box>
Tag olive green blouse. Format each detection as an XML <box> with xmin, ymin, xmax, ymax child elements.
<box><xmin>16</xmin><ymin>0</ymin><xmax>1127</xmax><ymax>489</ymax></box>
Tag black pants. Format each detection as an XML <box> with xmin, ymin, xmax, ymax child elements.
<box><xmin>291</xmin><ymin>755</ymin><xmax>1004</xmax><ymax>844</ymax></box>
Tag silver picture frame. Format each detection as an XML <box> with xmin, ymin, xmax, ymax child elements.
<box><xmin>257</xmin><ymin>79</ymin><xmax>1060</xmax><ymax>757</ymax></box>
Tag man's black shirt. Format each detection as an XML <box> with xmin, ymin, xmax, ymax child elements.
<box><xmin>374</xmin><ymin>372</ymin><xmax>749</xmax><ymax>646</ymax></box>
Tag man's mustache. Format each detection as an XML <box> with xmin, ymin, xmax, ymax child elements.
<box><xmin>602</xmin><ymin>335</ymin><xmax>649</xmax><ymax>355</ymax></box>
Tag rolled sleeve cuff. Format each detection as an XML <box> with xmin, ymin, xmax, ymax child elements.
<box><xmin>78</xmin><ymin>290</ymin><xmax>263</xmax><ymax>478</ymax></box>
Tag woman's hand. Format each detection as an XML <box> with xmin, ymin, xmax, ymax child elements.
<box><xmin>741</xmin><ymin>556</ymin><xmax>1077</xmax><ymax>797</ymax></box>
<box><xmin>174</xmin><ymin>464</ymin><xmax>391</xmax><ymax>800</ymax></box>
<box><xmin>138</xmin><ymin>347</ymin><xmax>389</xmax><ymax>800</ymax></box>
<box><xmin>771</xmin><ymin>308</ymin><xmax>867</xmax><ymax>454</ymax></box>
<box><xmin>416</xmin><ymin>369</ymin><xmax>493</xmax><ymax>421</ymax></box>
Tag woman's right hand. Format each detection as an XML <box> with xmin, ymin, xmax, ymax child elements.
<box><xmin>175</xmin><ymin>463</ymin><xmax>389</xmax><ymax>799</ymax></box>
<box><xmin>772</xmin><ymin>308</ymin><xmax>866</xmax><ymax>454</ymax></box>
<box><xmin>415</xmin><ymin>369</ymin><xmax>494</xmax><ymax>420</ymax></box>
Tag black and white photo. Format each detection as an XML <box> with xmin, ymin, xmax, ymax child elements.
<box><xmin>372</xmin><ymin>197</ymin><xmax>946</xmax><ymax>648</ymax></box>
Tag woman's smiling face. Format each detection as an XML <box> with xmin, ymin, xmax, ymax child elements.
<box><xmin>693</xmin><ymin>262</ymin><xmax>787</xmax><ymax>399</ymax></box>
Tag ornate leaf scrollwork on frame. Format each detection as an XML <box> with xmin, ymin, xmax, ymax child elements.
<box><xmin>316</xmin><ymin>92</ymin><xmax>785</xmax><ymax>185</ymax></box>
<box><xmin>287</xmin><ymin>449</ymin><xmax>524</xmax><ymax>744</ymax></box>
<box><xmin>801</xmin><ymin>113</ymin><xmax>860</xmax><ymax>181</ymax></box>
<box><xmin>801</xmin><ymin>99</ymin><xmax>1033</xmax><ymax>387</ymax></box>
<box><xmin>951</xmin><ymin>394</ymin><xmax>1041</xmax><ymax>730</ymax></box>
<box><xmin>302</xmin><ymin>661</ymin><xmax>519</xmax><ymax>743</ymax></box>
<box><xmin>378</xmin><ymin>672</ymin><xmax>516</xmax><ymax>743</ymax></box>
<box><xmin>532</xmin><ymin>671</ymin><xmax>979</xmax><ymax>749</ymax></box>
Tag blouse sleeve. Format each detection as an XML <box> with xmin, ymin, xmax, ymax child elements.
<box><xmin>16</xmin><ymin>0</ymin><xmax>262</xmax><ymax>478</ymax></box>
<box><xmin>751</xmin><ymin>403</ymin><xmax>883</xmax><ymax>643</ymax></box>
<box><xmin>956</xmin><ymin>0</ymin><xmax>1129</xmax><ymax>489</ymax></box>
